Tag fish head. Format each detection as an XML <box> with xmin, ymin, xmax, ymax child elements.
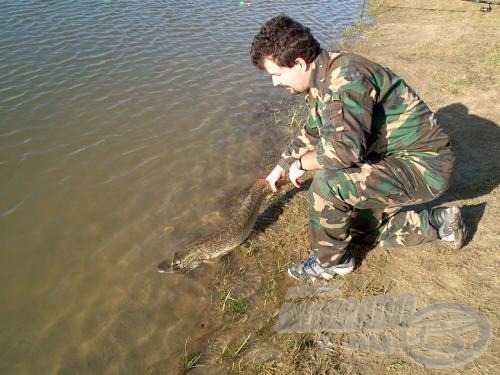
<box><xmin>175</xmin><ymin>257</ymin><xmax>202</xmax><ymax>272</ymax></box>
<box><xmin>157</xmin><ymin>252</ymin><xmax>201</xmax><ymax>273</ymax></box>
<box><xmin>157</xmin><ymin>251</ymin><xmax>182</xmax><ymax>273</ymax></box>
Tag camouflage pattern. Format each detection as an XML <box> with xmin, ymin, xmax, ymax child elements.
<box><xmin>278</xmin><ymin>51</ymin><xmax>454</xmax><ymax>266</ymax></box>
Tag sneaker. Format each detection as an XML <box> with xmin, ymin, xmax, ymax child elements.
<box><xmin>288</xmin><ymin>252</ymin><xmax>355</xmax><ymax>281</ymax></box>
<box><xmin>429</xmin><ymin>206</ymin><xmax>466</xmax><ymax>250</ymax></box>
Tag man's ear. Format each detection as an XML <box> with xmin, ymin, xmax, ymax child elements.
<box><xmin>295</xmin><ymin>58</ymin><xmax>308</xmax><ymax>72</ymax></box>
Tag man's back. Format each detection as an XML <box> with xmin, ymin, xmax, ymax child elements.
<box><xmin>308</xmin><ymin>51</ymin><xmax>451</xmax><ymax>164</ymax></box>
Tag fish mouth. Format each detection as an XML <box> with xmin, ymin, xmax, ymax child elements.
<box><xmin>157</xmin><ymin>260</ymin><xmax>176</xmax><ymax>273</ymax></box>
<box><xmin>157</xmin><ymin>252</ymin><xmax>180</xmax><ymax>273</ymax></box>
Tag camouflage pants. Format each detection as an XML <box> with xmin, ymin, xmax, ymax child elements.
<box><xmin>309</xmin><ymin>151</ymin><xmax>454</xmax><ymax>266</ymax></box>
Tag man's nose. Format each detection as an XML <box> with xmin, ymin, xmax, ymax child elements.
<box><xmin>271</xmin><ymin>75</ymin><xmax>280</xmax><ymax>87</ymax></box>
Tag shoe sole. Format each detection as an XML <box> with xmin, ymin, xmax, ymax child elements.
<box><xmin>287</xmin><ymin>265</ymin><xmax>354</xmax><ymax>281</ymax></box>
<box><xmin>332</xmin><ymin>265</ymin><xmax>354</xmax><ymax>276</ymax></box>
<box><xmin>287</xmin><ymin>269</ymin><xmax>334</xmax><ymax>281</ymax></box>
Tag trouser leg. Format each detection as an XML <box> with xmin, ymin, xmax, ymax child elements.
<box><xmin>309</xmin><ymin>154</ymin><xmax>453</xmax><ymax>266</ymax></box>
<box><xmin>309</xmin><ymin>172</ymin><xmax>352</xmax><ymax>266</ymax></box>
<box><xmin>351</xmin><ymin>207</ymin><xmax>438</xmax><ymax>247</ymax></box>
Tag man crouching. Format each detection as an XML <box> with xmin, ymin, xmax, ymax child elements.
<box><xmin>250</xmin><ymin>15</ymin><xmax>465</xmax><ymax>281</ymax></box>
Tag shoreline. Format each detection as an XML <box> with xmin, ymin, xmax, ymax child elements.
<box><xmin>166</xmin><ymin>1</ymin><xmax>499</xmax><ymax>373</ymax></box>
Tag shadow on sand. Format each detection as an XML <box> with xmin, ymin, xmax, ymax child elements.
<box><xmin>436</xmin><ymin>103</ymin><xmax>499</xmax><ymax>201</ymax></box>
<box><xmin>355</xmin><ymin>103</ymin><xmax>499</xmax><ymax>262</ymax></box>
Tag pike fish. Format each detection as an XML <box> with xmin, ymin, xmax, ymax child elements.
<box><xmin>157</xmin><ymin>179</ymin><xmax>274</xmax><ymax>273</ymax></box>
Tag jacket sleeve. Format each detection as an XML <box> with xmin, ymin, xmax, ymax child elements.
<box><xmin>315</xmin><ymin>75</ymin><xmax>376</xmax><ymax>169</ymax></box>
<box><xmin>278</xmin><ymin>124</ymin><xmax>319</xmax><ymax>171</ymax></box>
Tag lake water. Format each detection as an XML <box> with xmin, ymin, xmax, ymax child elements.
<box><xmin>0</xmin><ymin>0</ymin><xmax>364</xmax><ymax>372</ymax></box>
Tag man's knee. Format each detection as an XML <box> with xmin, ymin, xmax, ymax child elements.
<box><xmin>309</xmin><ymin>169</ymin><xmax>357</xmax><ymax>214</ymax></box>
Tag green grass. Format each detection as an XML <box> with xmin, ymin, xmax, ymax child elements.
<box><xmin>180</xmin><ymin>338</ymin><xmax>202</xmax><ymax>373</ymax></box>
<box><xmin>220</xmin><ymin>288</ymin><xmax>249</xmax><ymax>315</ymax></box>
<box><xmin>338</xmin><ymin>20</ymin><xmax>372</xmax><ymax>51</ymax></box>
<box><xmin>216</xmin><ymin>334</ymin><xmax>252</xmax><ymax>373</ymax></box>
<box><xmin>240</xmin><ymin>239</ymin><xmax>258</xmax><ymax>256</ymax></box>
<box><xmin>228</xmin><ymin>333</ymin><xmax>252</xmax><ymax>359</ymax></box>
<box><xmin>269</xmin><ymin>100</ymin><xmax>306</xmax><ymax>139</ymax></box>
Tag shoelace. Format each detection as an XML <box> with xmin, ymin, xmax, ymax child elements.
<box><xmin>443</xmin><ymin>215</ymin><xmax>461</xmax><ymax>236</ymax></box>
<box><xmin>439</xmin><ymin>209</ymin><xmax>462</xmax><ymax>232</ymax></box>
<box><xmin>303</xmin><ymin>255</ymin><xmax>318</xmax><ymax>269</ymax></box>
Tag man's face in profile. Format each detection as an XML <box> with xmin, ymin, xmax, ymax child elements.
<box><xmin>263</xmin><ymin>57</ymin><xmax>311</xmax><ymax>95</ymax></box>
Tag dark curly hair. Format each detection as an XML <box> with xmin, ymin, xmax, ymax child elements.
<box><xmin>250</xmin><ymin>15</ymin><xmax>322</xmax><ymax>70</ymax></box>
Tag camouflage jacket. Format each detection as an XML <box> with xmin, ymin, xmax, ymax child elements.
<box><xmin>278</xmin><ymin>51</ymin><xmax>451</xmax><ymax>171</ymax></box>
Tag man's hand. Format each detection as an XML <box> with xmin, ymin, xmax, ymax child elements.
<box><xmin>266</xmin><ymin>164</ymin><xmax>285</xmax><ymax>192</ymax></box>
<box><xmin>289</xmin><ymin>159</ymin><xmax>305</xmax><ymax>188</ymax></box>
